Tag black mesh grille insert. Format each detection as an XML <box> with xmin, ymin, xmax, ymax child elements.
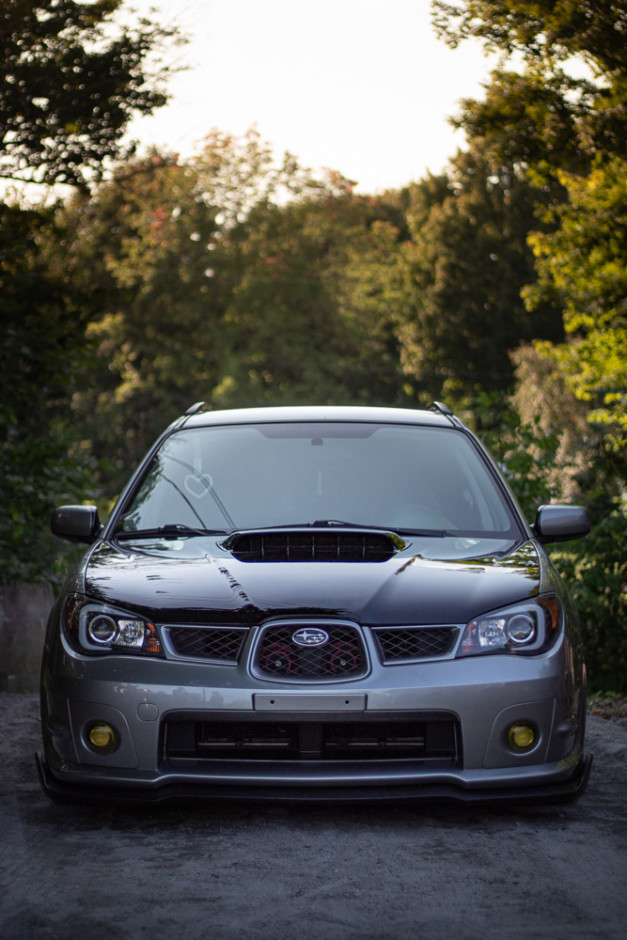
<box><xmin>165</xmin><ymin>626</ymin><xmax>249</xmax><ymax>662</ymax></box>
<box><xmin>228</xmin><ymin>531</ymin><xmax>396</xmax><ymax>562</ymax></box>
<box><xmin>254</xmin><ymin>623</ymin><xmax>366</xmax><ymax>679</ymax></box>
<box><xmin>373</xmin><ymin>626</ymin><xmax>458</xmax><ymax>662</ymax></box>
<box><xmin>164</xmin><ymin>715</ymin><xmax>459</xmax><ymax>762</ymax></box>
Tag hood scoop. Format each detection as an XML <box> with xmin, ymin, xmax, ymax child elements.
<box><xmin>225</xmin><ymin>529</ymin><xmax>401</xmax><ymax>563</ymax></box>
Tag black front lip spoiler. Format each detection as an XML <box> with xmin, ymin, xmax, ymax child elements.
<box><xmin>36</xmin><ymin>752</ymin><xmax>593</xmax><ymax>807</ymax></box>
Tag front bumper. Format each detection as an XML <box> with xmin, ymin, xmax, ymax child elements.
<box><xmin>36</xmin><ymin>749</ymin><xmax>592</xmax><ymax>806</ymax></box>
<box><xmin>39</xmin><ymin>627</ymin><xmax>589</xmax><ymax>807</ymax></box>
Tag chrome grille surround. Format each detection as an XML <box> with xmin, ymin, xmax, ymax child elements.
<box><xmin>373</xmin><ymin>625</ymin><xmax>460</xmax><ymax>663</ymax></box>
<box><xmin>162</xmin><ymin>625</ymin><xmax>250</xmax><ymax>663</ymax></box>
<box><xmin>251</xmin><ymin>619</ymin><xmax>368</xmax><ymax>682</ymax></box>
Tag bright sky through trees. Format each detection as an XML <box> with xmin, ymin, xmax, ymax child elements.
<box><xmin>124</xmin><ymin>0</ymin><xmax>496</xmax><ymax>192</ymax></box>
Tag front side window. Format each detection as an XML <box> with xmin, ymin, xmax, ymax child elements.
<box><xmin>117</xmin><ymin>423</ymin><xmax>520</xmax><ymax>541</ymax></box>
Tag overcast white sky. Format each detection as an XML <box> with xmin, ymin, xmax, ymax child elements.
<box><xmin>125</xmin><ymin>0</ymin><xmax>496</xmax><ymax>192</ymax></box>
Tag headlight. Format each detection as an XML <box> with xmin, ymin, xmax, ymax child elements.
<box><xmin>63</xmin><ymin>594</ymin><xmax>163</xmax><ymax>656</ymax></box>
<box><xmin>457</xmin><ymin>596</ymin><xmax>561</xmax><ymax>657</ymax></box>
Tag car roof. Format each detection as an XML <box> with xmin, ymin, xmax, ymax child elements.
<box><xmin>179</xmin><ymin>404</ymin><xmax>457</xmax><ymax>430</ymax></box>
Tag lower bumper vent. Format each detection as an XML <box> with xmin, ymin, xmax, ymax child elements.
<box><xmin>164</xmin><ymin>715</ymin><xmax>459</xmax><ymax>763</ymax></box>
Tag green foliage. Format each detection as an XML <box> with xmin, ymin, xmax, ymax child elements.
<box><xmin>523</xmin><ymin>157</ymin><xmax>627</xmax><ymax>470</ymax></box>
<box><xmin>435</xmin><ymin>1</ymin><xmax>627</xmax><ymax>180</ymax></box>
<box><xmin>0</xmin><ymin>0</ymin><xmax>178</xmax><ymax>187</ymax></box>
<box><xmin>470</xmin><ymin>392</ymin><xmax>560</xmax><ymax>521</ymax></box>
<box><xmin>450</xmin><ymin>69</ymin><xmax>594</xmax><ymax>178</ymax></box>
<box><xmin>433</xmin><ymin>0</ymin><xmax>627</xmax><ymax>694</ymax></box>
<box><xmin>0</xmin><ymin>0</ymin><xmax>177</xmax><ymax>583</ymax></box>
<box><xmin>472</xmin><ymin>393</ymin><xmax>626</xmax><ymax>694</ymax></box>
<box><xmin>0</xmin><ymin>427</ymin><xmax>100</xmax><ymax>584</ymax></box>
<box><xmin>552</xmin><ymin>502</ymin><xmax>627</xmax><ymax>694</ymax></box>
<box><xmin>433</xmin><ymin>0</ymin><xmax>627</xmax><ymax>72</ymax></box>
<box><xmin>215</xmin><ymin>186</ymin><xmax>410</xmax><ymax>409</ymax></box>
<box><xmin>395</xmin><ymin>145</ymin><xmax>563</xmax><ymax>400</ymax></box>
<box><xmin>0</xmin><ymin>203</ymin><xmax>101</xmax><ymax>584</ymax></box>
<box><xmin>61</xmin><ymin>135</ymin><xmax>414</xmax><ymax>495</ymax></box>
<box><xmin>60</xmin><ymin>149</ymin><xmax>227</xmax><ymax>486</ymax></box>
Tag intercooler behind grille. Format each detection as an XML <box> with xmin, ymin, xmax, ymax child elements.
<box><xmin>164</xmin><ymin>715</ymin><xmax>459</xmax><ymax>763</ymax></box>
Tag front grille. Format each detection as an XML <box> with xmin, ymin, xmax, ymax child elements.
<box><xmin>164</xmin><ymin>625</ymin><xmax>249</xmax><ymax>662</ymax></box>
<box><xmin>164</xmin><ymin>715</ymin><xmax>459</xmax><ymax>763</ymax></box>
<box><xmin>253</xmin><ymin>622</ymin><xmax>366</xmax><ymax>680</ymax></box>
<box><xmin>227</xmin><ymin>530</ymin><xmax>397</xmax><ymax>562</ymax></box>
<box><xmin>373</xmin><ymin>626</ymin><xmax>458</xmax><ymax>662</ymax></box>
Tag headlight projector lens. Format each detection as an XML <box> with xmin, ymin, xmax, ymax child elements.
<box><xmin>87</xmin><ymin>614</ymin><xmax>118</xmax><ymax>645</ymax></box>
<box><xmin>506</xmin><ymin>614</ymin><xmax>536</xmax><ymax>645</ymax></box>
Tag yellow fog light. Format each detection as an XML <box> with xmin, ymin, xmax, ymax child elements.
<box><xmin>507</xmin><ymin>723</ymin><xmax>536</xmax><ymax>751</ymax></box>
<box><xmin>87</xmin><ymin>723</ymin><xmax>118</xmax><ymax>753</ymax></box>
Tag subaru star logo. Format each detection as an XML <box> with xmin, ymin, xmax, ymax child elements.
<box><xmin>292</xmin><ymin>628</ymin><xmax>330</xmax><ymax>647</ymax></box>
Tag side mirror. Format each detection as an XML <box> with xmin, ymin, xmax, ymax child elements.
<box><xmin>51</xmin><ymin>505</ymin><xmax>102</xmax><ymax>544</ymax></box>
<box><xmin>533</xmin><ymin>504</ymin><xmax>590</xmax><ymax>544</ymax></box>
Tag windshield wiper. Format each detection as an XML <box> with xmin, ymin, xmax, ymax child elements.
<box><xmin>391</xmin><ymin>527</ymin><xmax>450</xmax><ymax>537</ymax></box>
<box><xmin>246</xmin><ymin>520</ymin><xmax>449</xmax><ymax>537</ymax></box>
<box><xmin>316</xmin><ymin>520</ymin><xmax>450</xmax><ymax>537</ymax></box>
<box><xmin>114</xmin><ymin>524</ymin><xmax>229</xmax><ymax>540</ymax></box>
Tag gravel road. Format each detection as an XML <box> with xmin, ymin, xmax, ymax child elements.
<box><xmin>1</xmin><ymin>692</ymin><xmax>625</xmax><ymax>940</ymax></box>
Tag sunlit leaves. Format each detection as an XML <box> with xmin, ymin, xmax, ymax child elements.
<box><xmin>432</xmin><ymin>0</ymin><xmax>627</xmax><ymax>73</ymax></box>
<box><xmin>437</xmin><ymin>1</ymin><xmax>627</xmax><ymax>178</ymax></box>
<box><xmin>0</xmin><ymin>0</ymin><xmax>179</xmax><ymax>187</ymax></box>
<box><xmin>522</xmin><ymin>157</ymin><xmax>627</xmax><ymax>459</ymax></box>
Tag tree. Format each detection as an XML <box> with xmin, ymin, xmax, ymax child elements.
<box><xmin>393</xmin><ymin>144</ymin><xmax>563</xmax><ymax>403</ymax></box>
<box><xmin>431</xmin><ymin>1</ymin><xmax>627</xmax><ymax>691</ymax></box>
<box><xmin>0</xmin><ymin>0</ymin><xmax>178</xmax><ymax>188</ymax></box>
<box><xmin>63</xmin><ymin>134</ymin><xmax>412</xmax><ymax>495</ymax></box>
<box><xmin>214</xmin><ymin>185</ymin><xmax>410</xmax><ymax>409</ymax></box>
<box><xmin>433</xmin><ymin>1</ymin><xmax>627</xmax><ymax>72</ymax></box>
<box><xmin>432</xmin><ymin>1</ymin><xmax>627</xmax><ymax>452</ymax></box>
<box><xmin>0</xmin><ymin>0</ymin><xmax>178</xmax><ymax>582</ymax></box>
<box><xmin>434</xmin><ymin>1</ymin><xmax>627</xmax><ymax>177</ymax></box>
<box><xmin>0</xmin><ymin>204</ymin><xmax>100</xmax><ymax>581</ymax></box>
<box><xmin>61</xmin><ymin>148</ymin><xmax>227</xmax><ymax>486</ymax></box>
<box><xmin>523</xmin><ymin>156</ymin><xmax>627</xmax><ymax>478</ymax></box>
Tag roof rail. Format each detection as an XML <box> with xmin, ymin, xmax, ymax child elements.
<box><xmin>185</xmin><ymin>401</ymin><xmax>206</xmax><ymax>415</ymax></box>
<box><xmin>430</xmin><ymin>400</ymin><xmax>454</xmax><ymax>416</ymax></box>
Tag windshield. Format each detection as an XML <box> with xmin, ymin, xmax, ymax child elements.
<box><xmin>117</xmin><ymin>422</ymin><xmax>520</xmax><ymax>540</ymax></box>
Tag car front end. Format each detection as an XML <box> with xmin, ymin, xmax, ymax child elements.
<box><xmin>38</xmin><ymin>406</ymin><xmax>591</xmax><ymax>805</ymax></box>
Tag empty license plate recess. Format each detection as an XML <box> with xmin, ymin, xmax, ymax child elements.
<box><xmin>253</xmin><ymin>693</ymin><xmax>367</xmax><ymax>712</ymax></box>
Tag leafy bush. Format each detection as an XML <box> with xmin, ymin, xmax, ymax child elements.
<box><xmin>470</xmin><ymin>392</ymin><xmax>560</xmax><ymax>521</ymax></box>
<box><xmin>0</xmin><ymin>423</ymin><xmax>99</xmax><ymax>587</ymax></box>
<box><xmin>473</xmin><ymin>396</ymin><xmax>627</xmax><ymax>694</ymax></box>
<box><xmin>551</xmin><ymin>502</ymin><xmax>627</xmax><ymax>694</ymax></box>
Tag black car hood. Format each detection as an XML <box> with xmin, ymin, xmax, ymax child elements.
<box><xmin>83</xmin><ymin>537</ymin><xmax>543</xmax><ymax>626</ymax></box>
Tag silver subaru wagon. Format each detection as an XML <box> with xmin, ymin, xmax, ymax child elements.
<box><xmin>38</xmin><ymin>404</ymin><xmax>592</xmax><ymax>804</ymax></box>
